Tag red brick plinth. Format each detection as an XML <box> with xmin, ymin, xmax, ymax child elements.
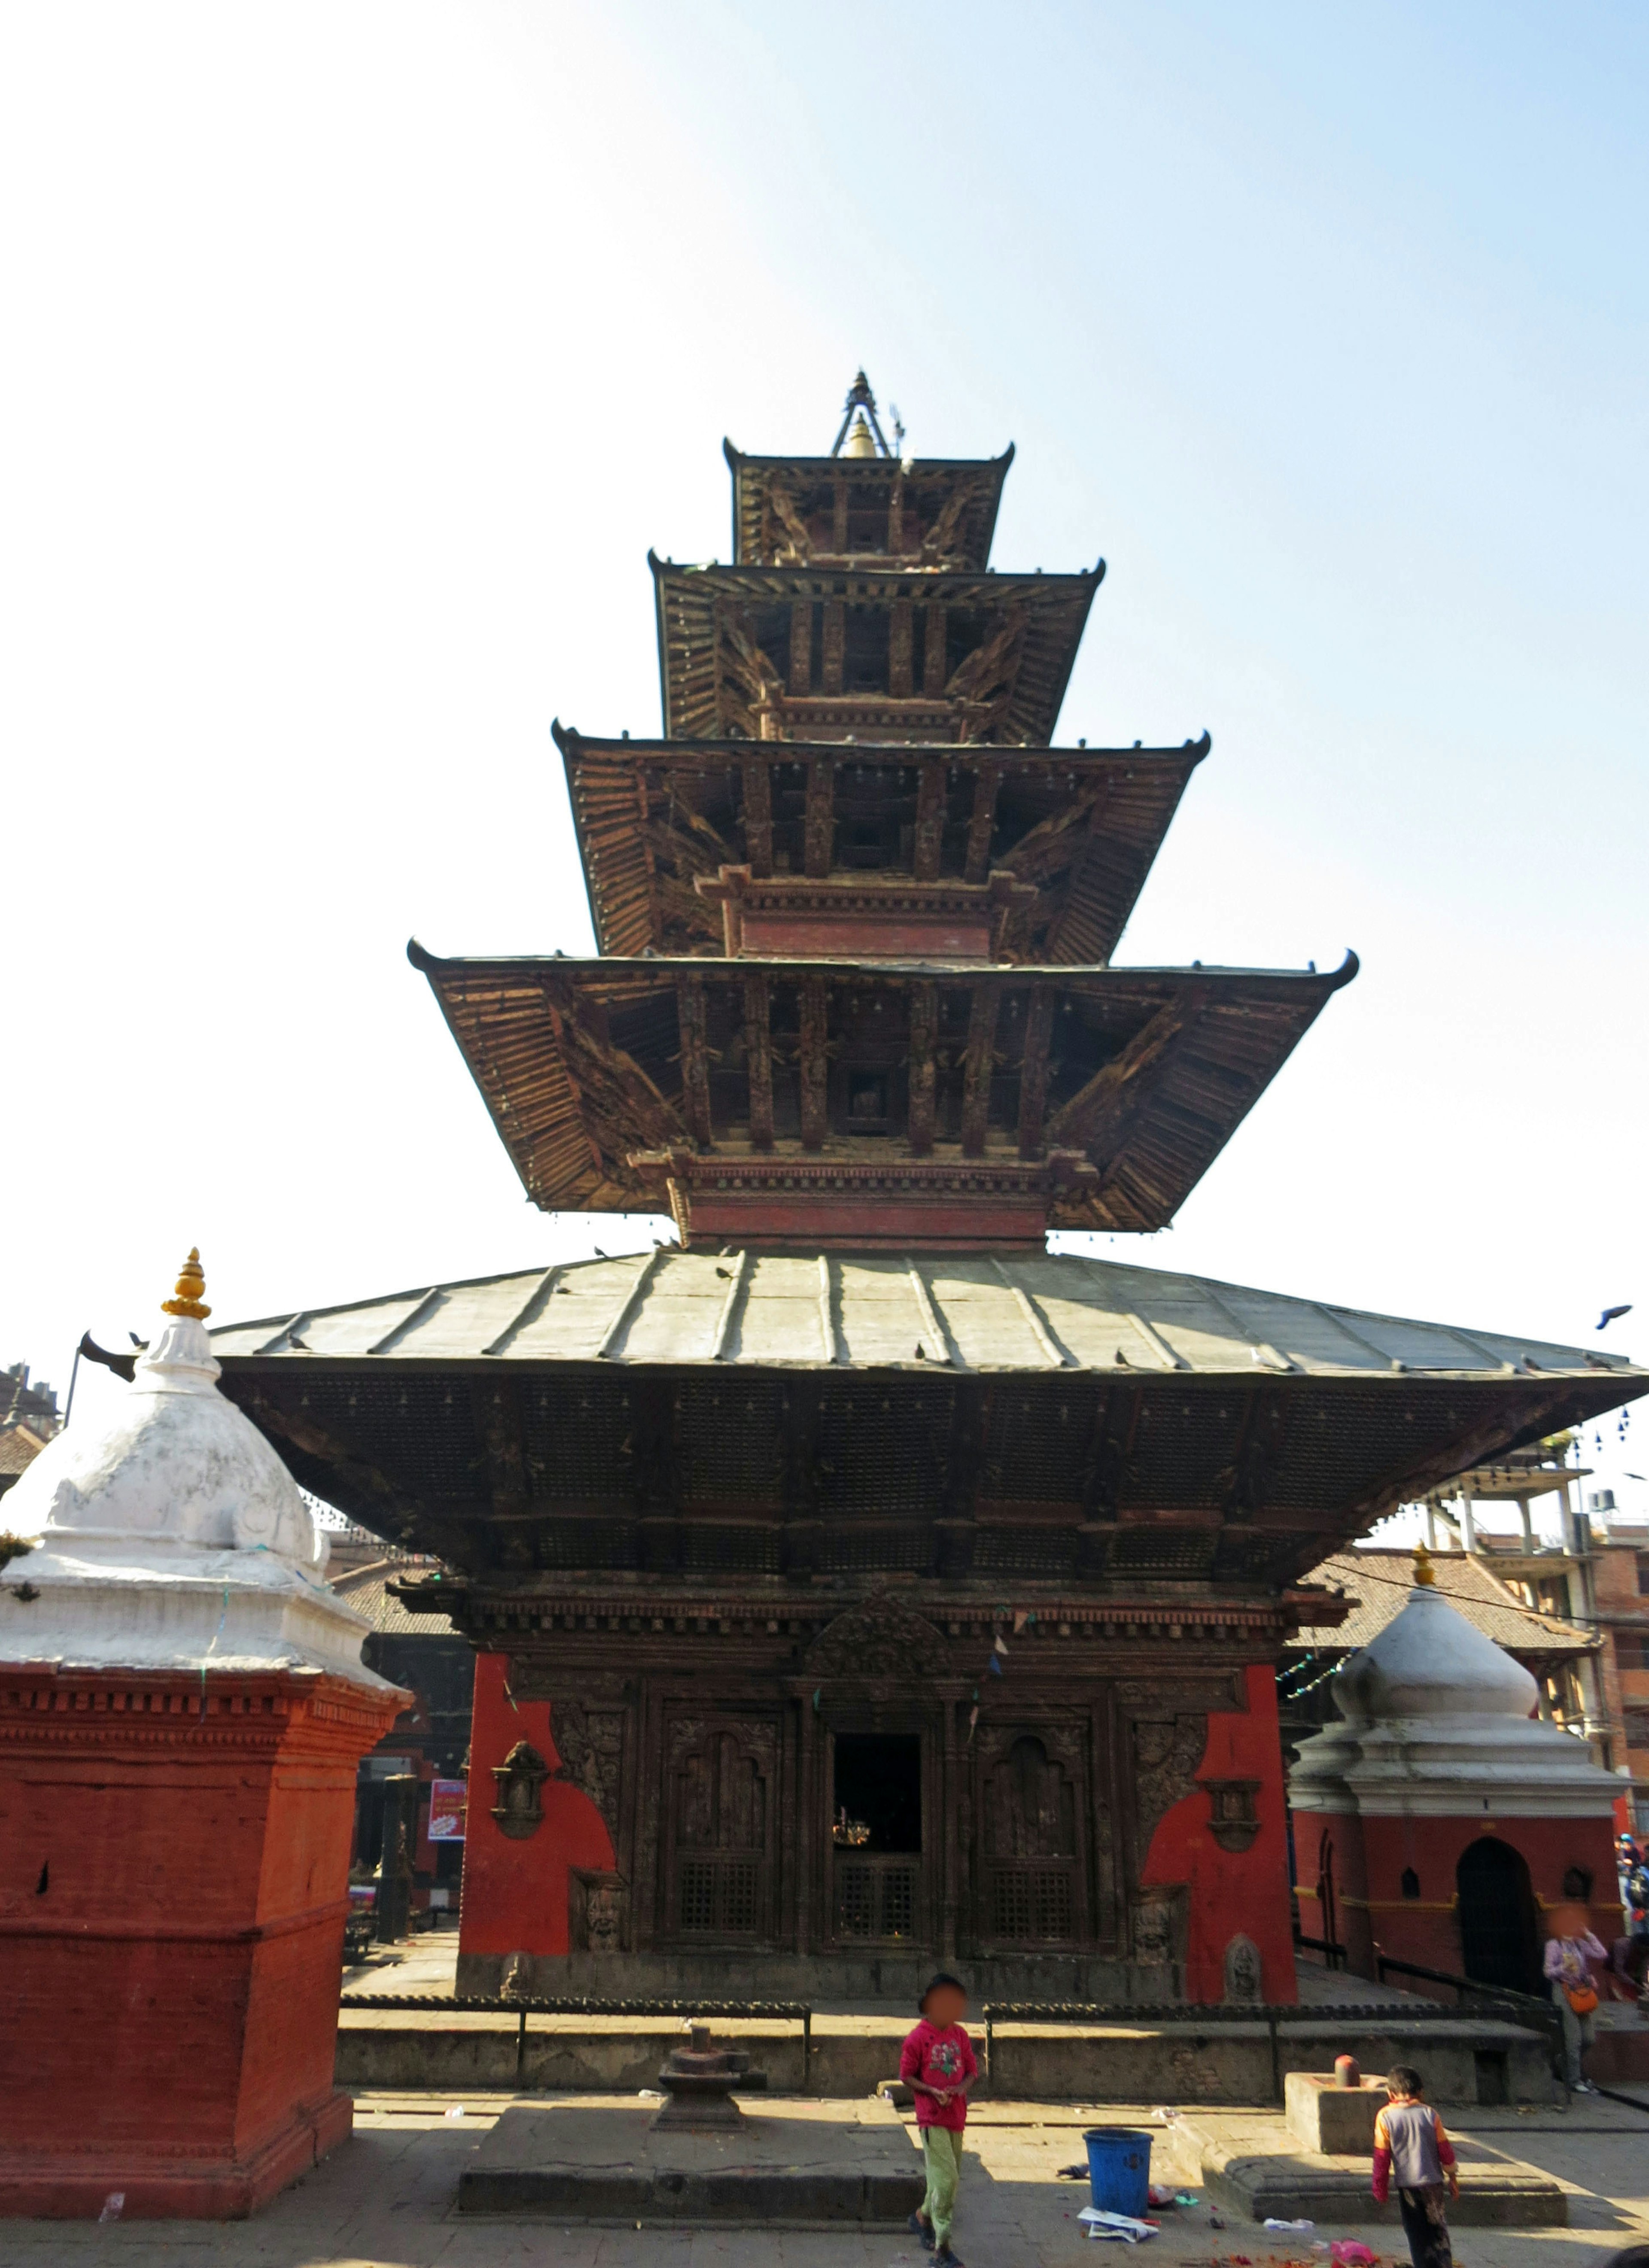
<box><xmin>0</xmin><ymin>1664</ymin><xmax>406</xmax><ymax>2218</ymax></box>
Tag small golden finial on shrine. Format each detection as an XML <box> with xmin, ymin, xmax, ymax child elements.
<box><xmin>161</xmin><ymin>1247</ymin><xmax>212</xmax><ymax>1319</ymax></box>
<box><xmin>842</xmin><ymin>410</ymin><xmax>877</xmax><ymax>459</ymax></box>
<box><xmin>1412</xmin><ymin>1542</ymin><xmax>1437</xmax><ymax>1587</ymax></box>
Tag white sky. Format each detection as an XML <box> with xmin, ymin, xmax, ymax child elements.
<box><xmin>3</xmin><ymin>3</ymin><xmax>1644</xmax><ymax>1517</ymax></box>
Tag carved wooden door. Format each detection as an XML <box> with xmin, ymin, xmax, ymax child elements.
<box><xmin>976</xmin><ymin>1728</ymin><xmax>1087</xmax><ymax>1945</ymax></box>
<box><xmin>662</xmin><ymin>1715</ymin><xmax>778</xmax><ymax>1944</ymax></box>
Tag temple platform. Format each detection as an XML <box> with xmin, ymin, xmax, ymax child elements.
<box><xmin>1156</xmin><ymin>2103</ymin><xmax>1570</xmax><ymax>2225</ymax></box>
<box><xmin>456</xmin><ymin>2099</ymin><xmax>924</xmax><ymax>2223</ymax></box>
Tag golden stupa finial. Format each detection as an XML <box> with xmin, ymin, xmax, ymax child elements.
<box><xmin>842</xmin><ymin>410</ymin><xmax>877</xmax><ymax>459</ymax></box>
<box><xmin>1412</xmin><ymin>1541</ymin><xmax>1437</xmax><ymax>1587</ymax></box>
<box><xmin>161</xmin><ymin>1247</ymin><xmax>211</xmax><ymax>1320</ymax></box>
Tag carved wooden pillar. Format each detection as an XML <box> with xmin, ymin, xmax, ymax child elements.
<box><xmin>889</xmin><ymin>600</ymin><xmax>914</xmax><ymax>696</ymax></box>
<box><xmin>940</xmin><ymin>1699</ymin><xmax>959</xmax><ymax>1962</ymax></box>
<box><xmin>796</xmin><ymin>1690</ymin><xmax>815</xmax><ymax>1958</ymax></box>
<box><xmin>788</xmin><ymin>601</ymin><xmax>812</xmax><ymax>696</ymax></box>
<box><xmin>922</xmin><ymin>605</ymin><xmax>947</xmax><ymax>695</ymax></box>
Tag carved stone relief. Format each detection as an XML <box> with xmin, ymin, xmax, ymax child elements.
<box><xmin>491</xmin><ymin>1740</ymin><xmax>549</xmax><ymax>1840</ymax></box>
<box><xmin>1223</xmin><ymin>1931</ymin><xmax>1263</xmax><ymax>2003</ymax></box>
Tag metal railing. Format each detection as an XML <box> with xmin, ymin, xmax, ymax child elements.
<box><xmin>978</xmin><ymin>1993</ymin><xmax>1558</xmax><ymax>2104</ymax></box>
<box><xmin>338</xmin><ymin>1992</ymin><xmax>812</xmax><ymax>2088</ymax></box>
<box><xmin>1372</xmin><ymin>1955</ymin><xmax>1559</xmax><ymax>2032</ymax></box>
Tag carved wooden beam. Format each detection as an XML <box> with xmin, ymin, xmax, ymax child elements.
<box><xmin>831</xmin><ymin>475</ymin><xmax>847</xmax><ymax>554</ymax></box>
<box><xmin>922</xmin><ymin>604</ymin><xmax>947</xmax><ymax>696</ymax></box>
<box><xmin>788</xmin><ymin>600</ymin><xmax>812</xmax><ymax>696</ymax></box>
<box><xmin>1016</xmin><ymin>988</ymin><xmax>1056</xmax><ymax>1157</ymax></box>
<box><xmin>963</xmin><ymin>762</ymin><xmax>1003</xmax><ymax>885</ymax></box>
<box><xmin>1046</xmin><ymin>1003</ymin><xmax>1186</xmax><ymax>1149</ymax></box>
<box><xmin>908</xmin><ymin>980</ymin><xmax>937</xmax><ymax>1155</ymax></box>
<box><xmin>744</xmin><ymin>970</ymin><xmax>773</xmax><ymax>1151</ymax></box>
<box><xmin>913</xmin><ymin>758</ymin><xmax>946</xmax><ymax>882</ymax></box>
<box><xmin>472</xmin><ymin>1377</ymin><xmax>530</xmax><ymax>1527</ymax></box>
<box><xmin>889</xmin><ymin>600</ymin><xmax>914</xmax><ymax>697</ymax></box>
<box><xmin>675</xmin><ymin>972</ymin><xmax>713</xmax><ymax>1147</ymax></box>
<box><xmin>804</xmin><ymin>758</ymin><xmax>835</xmax><ymax>878</ymax></box>
<box><xmin>800</xmin><ymin>974</ymin><xmax>829</xmax><ymax>1149</ymax></box>
<box><xmin>959</xmin><ymin>985</ymin><xmax>1001</xmax><ymax>1157</ymax></box>
<box><xmin>741</xmin><ymin>757</ymin><xmax>774</xmax><ymax>878</ymax></box>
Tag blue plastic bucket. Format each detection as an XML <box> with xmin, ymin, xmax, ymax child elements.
<box><xmin>1083</xmin><ymin>2125</ymin><xmax>1152</xmax><ymax>2218</ymax></box>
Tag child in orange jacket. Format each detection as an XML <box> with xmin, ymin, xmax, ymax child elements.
<box><xmin>1372</xmin><ymin>2064</ymin><xmax>1458</xmax><ymax>2268</ymax></box>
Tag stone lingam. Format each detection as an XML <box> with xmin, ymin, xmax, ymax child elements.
<box><xmin>651</xmin><ymin>2025</ymin><xmax>766</xmax><ymax>2128</ymax></box>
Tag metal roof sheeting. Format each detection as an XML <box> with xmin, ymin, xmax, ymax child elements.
<box><xmin>210</xmin><ymin>1249</ymin><xmax>1640</xmax><ymax>1383</ymax></box>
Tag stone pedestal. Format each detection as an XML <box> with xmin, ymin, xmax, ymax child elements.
<box><xmin>0</xmin><ymin>1662</ymin><xmax>404</xmax><ymax>2217</ymax></box>
<box><xmin>1284</xmin><ymin>2071</ymin><xmax>1388</xmax><ymax>2154</ymax></box>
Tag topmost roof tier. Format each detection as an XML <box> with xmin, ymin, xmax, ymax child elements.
<box><xmin>723</xmin><ymin>438</ymin><xmax>1014</xmax><ymax>571</ymax></box>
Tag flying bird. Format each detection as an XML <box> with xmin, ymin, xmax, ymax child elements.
<box><xmin>1598</xmin><ymin>1304</ymin><xmax>1633</xmax><ymax>1331</ymax></box>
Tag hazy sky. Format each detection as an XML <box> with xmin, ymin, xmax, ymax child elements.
<box><xmin>4</xmin><ymin>3</ymin><xmax>1644</xmax><ymax>1524</ymax></box>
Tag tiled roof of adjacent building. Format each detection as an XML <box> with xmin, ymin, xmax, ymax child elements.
<box><xmin>1289</xmin><ymin>1547</ymin><xmax>1594</xmax><ymax>1659</ymax></box>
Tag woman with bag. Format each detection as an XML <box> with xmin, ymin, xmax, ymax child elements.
<box><xmin>1543</xmin><ymin>1900</ymin><xmax>1607</xmax><ymax>2093</ymax></box>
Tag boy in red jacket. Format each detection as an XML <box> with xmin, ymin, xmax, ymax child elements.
<box><xmin>900</xmin><ymin>1973</ymin><xmax>978</xmax><ymax>2268</ymax></box>
<box><xmin>1372</xmin><ymin>2064</ymin><xmax>1458</xmax><ymax>2268</ymax></box>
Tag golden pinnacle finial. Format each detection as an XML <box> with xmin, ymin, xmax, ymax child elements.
<box><xmin>1413</xmin><ymin>1542</ymin><xmax>1437</xmax><ymax>1587</ymax></box>
<box><xmin>842</xmin><ymin>410</ymin><xmax>876</xmax><ymax>459</ymax></box>
<box><xmin>161</xmin><ymin>1246</ymin><xmax>211</xmax><ymax>1319</ymax></box>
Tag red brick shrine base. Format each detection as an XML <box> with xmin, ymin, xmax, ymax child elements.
<box><xmin>1295</xmin><ymin>1808</ymin><xmax>1626</xmax><ymax>1991</ymax></box>
<box><xmin>0</xmin><ymin>1664</ymin><xmax>406</xmax><ymax>2218</ymax></box>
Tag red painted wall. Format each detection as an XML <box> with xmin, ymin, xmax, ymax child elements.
<box><xmin>457</xmin><ymin>1652</ymin><xmax>614</xmax><ymax>1958</ymax></box>
<box><xmin>1140</xmin><ymin>1663</ymin><xmax>1298</xmax><ymax>2004</ymax></box>
<box><xmin>1353</xmin><ymin>1810</ymin><xmax>1622</xmax><ymax>1992</ymax></box>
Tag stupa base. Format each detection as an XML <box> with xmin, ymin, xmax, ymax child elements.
<box><xmin>0</xmin><ymin>2088</ymin><xmax>353</xmax><ymax>2220</ymax></box>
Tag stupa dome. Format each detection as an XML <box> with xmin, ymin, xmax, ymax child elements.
<box><xmin>1290</xmin><ymin>1545</ymin><xmax>1619</xmax><ymax>1820</ymax></box>
<box><xmin>1</xmin><ymin>1252</ymin><xmax>391</xmax><ymax>1687</ymax></box>
<box><xmin>1331</xmin><ymin>1568</ymin><xmax>1538</xmax><ymax>1727</ymax></box>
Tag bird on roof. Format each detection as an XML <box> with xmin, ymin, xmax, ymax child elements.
<box><xmin>1598</xmin><ymin>1304</ymin><xmax>1633</xmax><ymax>1330</ymax></box>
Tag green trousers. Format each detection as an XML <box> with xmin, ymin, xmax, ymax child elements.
<box><xmin>921</xmin><ymin>2124</ymin><xmax>964</xmax><ymax>2248</ymax></box>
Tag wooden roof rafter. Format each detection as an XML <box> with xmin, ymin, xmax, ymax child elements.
<box><xmin>650</xmin><ymin>557</ymin><xmax>1103</xmax><ymax>747</ymax></box>
<box><xmin>553</xmin><ymin>724</ymin><xmax>1208</xmax><ymax>964</ymax></box>
<box><xmin>407</xmin><ymin>940</ymin><xmax>1358</xmax><ymax>1240</ymax></box>
<box><xmin>723</xmin><ymin>441</ymin><xmax>1015</xmax><ymax>570</ymax></box>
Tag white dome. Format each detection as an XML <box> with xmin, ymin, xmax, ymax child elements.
<box><xmin>0</xmin><ymin>1256</ymin><xmax>396</xmax><ymax>1692</ymax></box>
<box><xmin>1333</xmin><ymin>1583</ymin><xmax>1538</xmax><ymax>1726</ymax></box>
<box><xmin>1290</xmin><ymin>1557</ymin><xmax>1620</xmax><ymax>1821</ymax></box>
<box><xmin>6</xmin><ymin>1315</ymin><xmax>324</xmax><ymax>1571</ymax></box>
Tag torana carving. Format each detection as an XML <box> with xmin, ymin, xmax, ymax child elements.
<box><xmin>806</xmin><ymin>1592</ymin><xmax>950</xmax><ymax>1681</ymax></box>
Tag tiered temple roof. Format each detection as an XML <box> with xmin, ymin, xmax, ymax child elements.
<box><xmin>216</xmin><ymin>376</ymin><xmax>1649</xmax><ymax>1594</ymax></box>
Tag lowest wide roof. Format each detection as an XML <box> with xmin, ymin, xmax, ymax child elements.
<box><xmin>213</xmin><ymin>1248</ymin><xmax>1636</xmax><ymax>1384</ymax></box>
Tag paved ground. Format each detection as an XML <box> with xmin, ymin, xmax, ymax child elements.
<box><xmin>6</xmin><ymin>2090</ymin><xmax>1647</xmax><ymax>2267</ymax></box>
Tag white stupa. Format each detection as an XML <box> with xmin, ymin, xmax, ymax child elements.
<box><xmin>0</xmin><ymin>1249</ymin><xmax>395</xmax><ymax>1688</ymax></box>
<box><xmin>1290</xmin><ymin>1545</ymin><xmax>1620</xmax><ymax>1819</ymax></box>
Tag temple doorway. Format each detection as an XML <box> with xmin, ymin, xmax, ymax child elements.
<box><xmin>832</xmin><ymin>1733</ymin><xmax>923</xmax><ymax>1946</ymax></box>
<box><xmin>1457</xmin><ymin>1835</ymin><xmax>1541</xmax><ymax>1995</ymax></box>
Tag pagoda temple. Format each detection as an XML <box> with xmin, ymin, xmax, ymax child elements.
<box><xmin>213</xmin><ymin>377</ymin><xmax>1646</xmax><ymax>2004</ymax></box>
